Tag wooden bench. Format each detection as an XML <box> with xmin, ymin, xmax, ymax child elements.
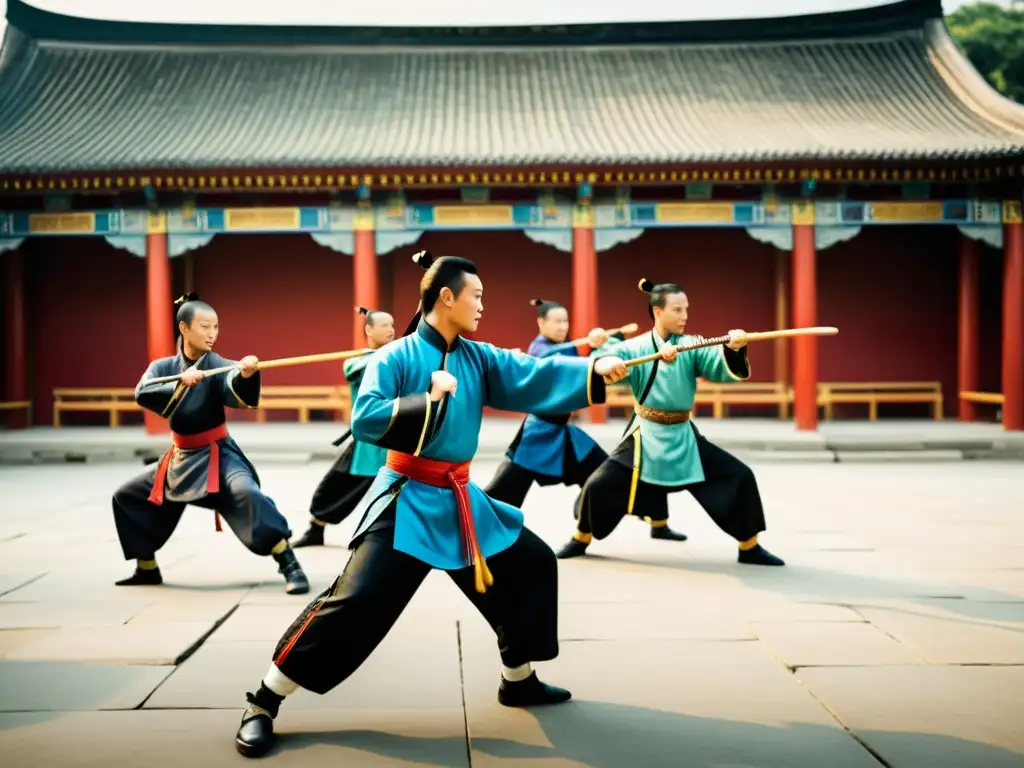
<box><xmin>603</xmin><ymin>381</ymin><xmax>792</xmax><ymax>419</ymax></box>
<box><xmin>0</xmin><ymin>400</ymin><xmax>33</xmax><ymax>425</ymax></box>
<box><xmin>695</xmin><ymin>381</ymin><xmax>792</xmax><ymax>419</ymax></box>
<box><xmin>959</xmin><ymin>390</ymin><xmax>1005</xmax><ymax>406</ymax></box>
<box><xmin>53</xmin><ymin>388</ymin><xmax>141</xmax><ymax>427</ymax></box>
<box><xmin>818</xmin><ymin>382</ymin><xmax>943</xmax><ymax>421</ymax></box>
<box><xmin>255</xmin><ymin>385</ymin><xmax>352</xmax><ymax>423</ymax></box>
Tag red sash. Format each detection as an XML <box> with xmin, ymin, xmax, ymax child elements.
<box><xmin>148</xmin><ymin>423</ymin><xmax>229</xmax><ymax>532</ymax></box>
<box><xmin>385</xmin><ymin>451</ymin><xmax>494</xmax><ymax>593</ymax></box>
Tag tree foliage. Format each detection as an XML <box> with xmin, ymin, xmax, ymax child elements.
<box><xmin>947</xmin><ymin>2</ymin><xmax>1024</xmax><ymax>103</ymax></box>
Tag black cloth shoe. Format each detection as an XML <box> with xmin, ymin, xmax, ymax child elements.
<box><xmin>498</xmin><ymin>672</ymin><xmax>572</xmax><ymax>707</ymax></box>
<box><xmin>273</xmin><ymin>548</ymin><xmax>310</xmax><ymax>594</ymax></box>
<box><xmin>555</xmin><ymin>538</ymin><xmax>589</xmax><ymax>559</ymax></box>
<box><xmin>235</xmin><ymin>691</ymin><xmax>278</xmax><ymax>758</ymax></box>
<box><xmin>650</xmin><ymin>526</ymin><xmax>688</xmax><ymax>541</ymax></box>
<box><xmin>290</xmin><ymin>524</ymin><xmax>325</xmax><ymax>549</ymax></box>
<box><xmin>114</xmin><ymin>567</ymin><xmax>162</xmax><ymax>586</ymax></box>
<box><xmin>738</xmin><ymin>544</ymin><xmax>785</xmax><ymax>566</ymax></box>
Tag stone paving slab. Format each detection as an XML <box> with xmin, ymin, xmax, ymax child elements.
<box><xmin>849</xmin><ymin>601</ymin><xmax>1024</xmax><ymax>665</ymax></box>
<box><xmin>5</xmin><ymin>620</ymin><xmax>221</xmax><ymax>665</ymax></box>
<box><xmin>752</xmin><ymin>620</ymin><xmax>927</xmax><ymax>668</ymax></box>
<box><xmin>796</xmin><ymin>666</ymin><xmax>1024</xmax><ymax>768</ymax></box>
<box><xmin>0</xmin><ymin>661</ymin><xmax>173</xmax><ymax>712</ymax></box>
<box><xmin>459</xmin><ymin>627</ymin><xmax>880</xmax><ymax>768</ymax></box>
<box><xmin>146</xmin><ymin>619</ymin><xmax>461</xmax><ymax>711</ymax></box>
<box><xmin>0</xmin><ymin>709</ymin><xmax>470</xmax><ymax>768</ymax></box>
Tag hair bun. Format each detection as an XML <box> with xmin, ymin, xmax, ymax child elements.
<box><xmin>529</xmin><ymin>298</ymin><xmax>545</xmax><ymax>307</ymax></box>
<box><xmin>412</xmin><ymin>250</ymin><xmax>436</xmax><ymax>270</ymax></box>
<box><xmin>638</xmin><ymin>279</ymin><xmax>654</xmax><ymax>294</ymax></box>
<box><xmin>174</xmin><ymin>292</ymin><xmax>199</xmax><ymax>306</ymax></box>
<box><xmin>356</xmin><ymin>306</ymin><xmax>369</xmax><ymax>316</ymax></box>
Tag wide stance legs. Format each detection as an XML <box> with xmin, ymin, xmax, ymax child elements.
<box><xmin>235</xmin><ymin>524</ymin><xmax>571</xmax><ymax>757</ymax></box>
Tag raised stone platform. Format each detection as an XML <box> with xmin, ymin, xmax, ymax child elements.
<box><xmin>1</xmin><ymin>418</ymin><xmax>1022</xmax><ymax>464</ymax></box>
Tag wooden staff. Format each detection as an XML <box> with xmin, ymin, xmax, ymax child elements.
<box><xmin>622</xmin><ymin>326</ymin><xmax>839</xmax><ymax>369</ymax></box>
<box><xmin>148</xmin><ymin>348</ymin><xmax>373</xmax><ymax>385</ymax></box>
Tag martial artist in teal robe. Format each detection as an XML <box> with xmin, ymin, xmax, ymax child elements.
<box><xmin>555</xmin><ymin>280</ymin><xmax>784</xmax><ymax>567</ymax></box>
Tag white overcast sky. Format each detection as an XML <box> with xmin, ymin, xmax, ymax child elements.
<box><xmin>0</xmin><ymin>0</ymin><xmax>1005</xmax><ymax>35</ymax></box>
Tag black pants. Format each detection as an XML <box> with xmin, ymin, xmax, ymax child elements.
<box><xmin>112</xmin><ymin>465</ymin><xmax>292</xmax><ymax>560</ymax></box>
<box><xmin>308</xmin><ymin>442</ymin><xmax>375</xmax><ymax>526</ymax></box>
<box><xmin>271</xmin><ymin>520</ymin><xmax>559</xmax><ymax>695</ymax></box>
<box><xmin>575</xmin><ymin>429</ymin><xmax>766</xmax><ymax>542</ymax></box>
<box><xmin>485</xmin><ymin>445</ymin><xmax>607</xmax><ymax>510</ymax></box>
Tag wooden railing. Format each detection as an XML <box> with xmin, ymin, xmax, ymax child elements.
<box><xmin>818</xmin><ymin>381</ymin><xmax>943</xmax><ymax>421</ymax></box>
<box><xmin>255</xmin><ymin>385</ymin><xmax>352</xmax><ymax>423</ymax></box>
<box><xmin>52</xmin><ymin>388</ymin><xmax>140</xmax><ymax>427</ymax></box>
<box><xmin>605</xmin><ymin>380</ymin><xmax>945</xmax><ymax>421</ymax></box>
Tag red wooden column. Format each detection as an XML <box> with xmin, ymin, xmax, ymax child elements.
<box><xmin>1003</xmin><ymin>202</ymin><xmax>1024</xmax><ymax>432</ymax></box>
<box><xmin>791</xmin><ymin>203</ymin><xmax>818</xmax><ymax>431</ymax></box>
<box><xmin>352</xmin><ymin>203</ymin><xmax>378</xmax><ymax>350</ymax></box>
<box><xmin>4</xmin><ymin>249</ymin><xmax>28</xmax><ymax>429</ymax></box>
<box><xmin>145</xmin><ymin>226</ymin><xmax>174</xmax><ymax>435</ymax></box>
<box><xmin>957</xmin><ymin>234</ymin><xmax>980</xmax><ymax>422</ymax></box>
<box><xmin>572</xmin><ymin>202</ymin><xmax>604</xmax><ymax>423</ymax></box>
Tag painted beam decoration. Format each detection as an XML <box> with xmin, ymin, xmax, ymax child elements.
<box><xmin>0</xmin><ymin>200</ymin><xmax>1011</xmax><ymax>238</ymax></box>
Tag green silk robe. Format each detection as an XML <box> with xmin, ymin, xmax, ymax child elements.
<box><xmin>601</xmin><ymin>330</ymin><xmax>751</xmax><ymax>486</ymax></box>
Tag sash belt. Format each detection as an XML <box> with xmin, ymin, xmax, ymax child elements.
<box><xmin>634</xmin><ymin>404</ymin><xmax>692</xmax><ymax>425</ymax></box>
<box><xmin>385</xmin><ymin>451</ymin><xmax>494</xmax><ymax>593</ymax></box>
<box><xmin>148</xmin><ymin>423</ymin><xmax>229</xmax><ymax>532</ymax></box>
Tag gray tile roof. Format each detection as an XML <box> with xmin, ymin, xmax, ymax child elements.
<box><xmin>1</xmin><ymin>0</ymin><xmax>1022</xmax><ymax>175</ymax></box>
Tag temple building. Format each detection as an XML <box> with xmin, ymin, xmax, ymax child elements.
<box><xmin>0</xmin><ymin>0</ymin><xmax>1022</xmax><ymax>431</ymax></box>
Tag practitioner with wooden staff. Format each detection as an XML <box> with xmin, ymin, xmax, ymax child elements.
<box><xmin>111</xmin><ymin>294</ymin><xmax>312</xmax><ymax>594</ymax></box>
<box><xmin>556</xmin><ymin>278</ymin><xmax>820</xmax><ymax>565</ymax></box>
<box><xmin>292</xmin><ymin>306</ymin><xmax>396</xmax><ymax>548</ymax></box>
<box><xmin>485</xmin><ymin>298</ymin><xmax>643</xmax><ymax>512</ymax></box>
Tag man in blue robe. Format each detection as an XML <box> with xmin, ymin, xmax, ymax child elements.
<box><xmin>234</xmin><ymin>253</ymin><xmax>629</xmax><ymax>758</ymax></box>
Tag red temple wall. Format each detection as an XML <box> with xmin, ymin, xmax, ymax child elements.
<box><xmin>18</xmin><ymin>226</ymin><xmax>1004</xmax><ymax>425</ymax></box>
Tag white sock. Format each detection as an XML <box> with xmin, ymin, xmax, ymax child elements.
<box><xmin>263</xmin><ymin>664</ymin><xmax>300</xmax><ymax>697</ymax></box>
<box><xmin>502</xmin><ymin>662</ymin><xmax>532</xmax><ymax>682</ymax></box>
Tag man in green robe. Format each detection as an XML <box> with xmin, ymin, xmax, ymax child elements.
<box><xmin>291</xmin><ymin>308</ymin><xmax>395</xmax><ymax>548</ymax></box>
<box><xmin>555</xmin><ymin>279</ymin><xmax>784</xmax><ymax>567</ymax></box>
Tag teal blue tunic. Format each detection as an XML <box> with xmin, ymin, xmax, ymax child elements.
<box><xmin>602</xmin><ymin>330</ymin><xmax>750</xmax><ymax>486</ymax></box>
<box><xmin>343</xmin><ymin>353</ymin><xmax>389</xmax><ymax>477</ymax></box>
<box><xmin>349</xmin><ymin>320</ymin><xmax>604</xmax><ymax>570</ymax></box>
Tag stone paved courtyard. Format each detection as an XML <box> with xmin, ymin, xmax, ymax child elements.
<box><xmin>0</xmin><ymin>457</ymin><xmax>1022</xmax><ymax>767</ymax></box>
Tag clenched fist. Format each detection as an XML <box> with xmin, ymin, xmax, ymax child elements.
<box><xmin>659</xmin><ymin>346</ymin><xmax>678</xmax><ymax>364</ymax></box>
<box><xmin>595</xmin><ymin>356</ymin><xmax>628</xmax><ymax>384</ymax></box>
<box><xmin>726</xmin><ymin>329</ymin><xmax>748</xmax><ymax>350</ymax></box>
<box><xmin>587</xmin><ymin>327</ymin><xmax>609</xmax><ymax>348</ymax></box>
<box><xmin>430</xmin><ymin>370</ymin><xmax>458</xmax><ymax>401</ymax></box>
<box><xmin>239</xmin><ymin>355</ymin><xmax>260</xmax><ymax>378</ymax></box>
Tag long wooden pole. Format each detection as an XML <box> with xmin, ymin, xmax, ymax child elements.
<box><xmin>622</xmin><ymin>327</ymin><xmax>838</xmax><ymax>370</ymax></box>
<box><xmin>148</xmin><ymin>348</ymin><xmax>373</xmax><ymax>385</ymax></box>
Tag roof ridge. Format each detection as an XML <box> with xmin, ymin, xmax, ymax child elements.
<box><xmin>7</xmin><ymin>0</ymin><xmax>944</xmax><ymax>49</ymax></box>
<box><xmin>924</xmin><ymin>19</ymin><xmax>1024</xmax><ymax>137</ymax></box>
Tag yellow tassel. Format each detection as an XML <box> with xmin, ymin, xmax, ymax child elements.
<box><xmin>473</xmin><ymin>548</ymin><xmax>495</xmax><ymax>594</ymax></box>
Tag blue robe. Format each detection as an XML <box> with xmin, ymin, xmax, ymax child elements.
<box><xmin>504</xmin><ymin>334</ymin><xmax>618</xmax><ymax>478</ymax></box>
<box><xmin>348</xmin><ymin>319</ymin><xmax>605</xmax><ymax>570</ymax></box>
